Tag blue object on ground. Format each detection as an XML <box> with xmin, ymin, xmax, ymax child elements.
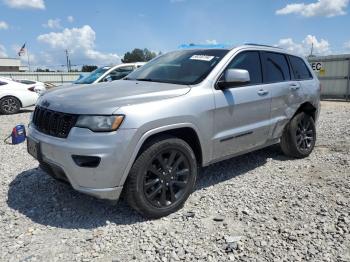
<box><xmin>11</xmin><ymin>124</ymin><xmax>26</xmax><ymax>144</ymax></box>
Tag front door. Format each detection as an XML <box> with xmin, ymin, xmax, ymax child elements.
<box><xmin>212</xmin><ymin>51</ymin><xmax>272</xmax><ymax>160</ymax></box>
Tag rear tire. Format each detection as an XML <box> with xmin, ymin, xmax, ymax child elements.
<box><xmin>280</xmin><ymin>112</ymin><xmax>316</xmax><ymax>158</ymax></box>
<box><xmin>0</xmin><ymin>96</ymin><xmax>21</xmax><ymax>115</ymax></box>
<box><xmin>124</xmin><ymin>136</ymin><xmax>197</xmax><ymax>218</ymax></box>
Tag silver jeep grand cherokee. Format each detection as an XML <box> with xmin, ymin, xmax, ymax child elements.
<box><xmin>27</xmin><ymin>44</ymin><xmax>320</xmax><ymax>218</ymax></box>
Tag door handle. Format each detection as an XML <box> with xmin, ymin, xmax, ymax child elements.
<box><xmin>257</xmin><ymin>89</ymin><xmax>269</xmax><ymax>96</ymax></box>
<box><xmin>290</xmin><ymin>83</ymin><xmax>301</xmax><ymax>91</ymax></box>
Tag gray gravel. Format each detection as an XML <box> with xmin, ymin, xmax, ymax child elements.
<box><xmin>0</xmin><ymin>101</ymin><xmax>349</xmax><ymax>262</ymax></box>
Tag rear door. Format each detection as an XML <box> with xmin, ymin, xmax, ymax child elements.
<box><xmin>212</xmin><ymin>51</ymin><xmax>272</xmax><ymax>159</ymax></box>
<box><xmin>289</xmin><ymin>55</ymin><xmax>315</xmax><ymax>96</ymax></box>
<box><xmin>261</xmin><ymin>52</ymin><xmax>305</xmax><ymax>140</ymax></box>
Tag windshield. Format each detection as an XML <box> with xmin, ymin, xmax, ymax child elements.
<box><xmin>125</xmin><ymin>49</ymin><xmax>229</xmax><ymax>85</ymax></box>
<box><xmin>75</xmin><ymin>67</ymin><xmax>110</xmax><ymax>84</ymax></box>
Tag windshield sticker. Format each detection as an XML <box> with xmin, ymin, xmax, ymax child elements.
<box><xmin>190</xmin><ymin>55</ymin><xmax>215</xmax><ymax>62</ymax></box>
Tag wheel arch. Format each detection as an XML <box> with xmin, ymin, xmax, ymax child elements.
<box><xmin>119</xmin><ymin>124</ymin><xmax>204</xmax><ymax>186</ymax></box>
<box><xmin>293</xmin><ymin>101</ymin><xmax>317</xmax><ymax>120</ymax></box>
<box><xmin>0</xmin><ymin>95</ymin><xmax>23</xmax><ymax>107</ymax></box>
<box><xmin>139</xmin><ymin>127</ymin><xmax>203</xmax><ymax>165</ymax></box>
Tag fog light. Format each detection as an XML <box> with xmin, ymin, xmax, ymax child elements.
<box><xmin>72</xmin><ymin>155</ymin><xmax>101</xmax><ymax>168</ymax></box>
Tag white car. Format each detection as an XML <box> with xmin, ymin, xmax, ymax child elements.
<box><xmin>0</xmin><ymin>77</ymin><xmax>39</xmax><ymax>114</ymax></box>
<box><xmin>74</xmin><ymin>62</ymin><xmax>145</xmax><ymax>84</ymax></box>
<box><xmin>16</xmin><ymin>79</ymin><xmax>46</xmax><ymax>94</ymax></box>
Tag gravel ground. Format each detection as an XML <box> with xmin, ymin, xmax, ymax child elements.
<box><xmin>0</xmin><ymin>101</ymin><xmax>349</xmax><ymax>262</ymax></box>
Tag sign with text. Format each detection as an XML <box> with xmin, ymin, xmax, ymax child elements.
<box><xmin>311</xmin><ymin>62</ymin><xmax>323</xmax><ymax>72</ymax></box>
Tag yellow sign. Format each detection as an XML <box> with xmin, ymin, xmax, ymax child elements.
<box><xmin>319</xmin><ymin>68</ymin><xmax>326</xmax><ymax>76</ymax></box>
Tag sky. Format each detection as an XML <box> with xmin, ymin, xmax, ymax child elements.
<box><xmin>0</xmin><ymin>0</ymin><xmax>349</xmax><ymax>70</ymax></box>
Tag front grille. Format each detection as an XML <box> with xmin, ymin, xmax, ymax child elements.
<box><xmin>32</xmin><ymin>106</ymin><xmax>78</xmax><ymax>138</ymax></box>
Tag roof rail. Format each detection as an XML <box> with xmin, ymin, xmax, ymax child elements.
<box><xmin>244</xmin><ymin>43</ymin><xmax>283</xmax><ymax>49</ymax></box>
<box><xmin>178</xmin><ymin>43</ymin><xmax>231</xmax><ymax>49</ymax></box>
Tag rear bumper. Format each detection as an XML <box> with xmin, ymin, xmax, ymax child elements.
<box><xmin>27</xmin><ymin>123</ymin><xmax>137</xmax><ymax>200</ymax></box>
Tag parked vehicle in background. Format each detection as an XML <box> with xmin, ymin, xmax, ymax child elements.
<box><xmin>42</xmin><ymin>82</ymin><xmax>57</xmax><ymax>89</ymax></box>
<box><xmin>0</xmin><ymin>77</ymin><xmax>39</xmax><ymax>114</ymax></box>
<box><xmin>75</xmin><ymin>73</ymin><xmax>88</xmax><ymax>82</ymax></box>
<box><xmin>27</xmin><ymin>45</ymin><xmax>320</xmax><ymax>218</ymax></box>
<box><xmin>15</xmin><ymin>79</ymin><xmax>46</xmax><ymax>94</ymax></box>
<box><xmin>74</xmin><ymin>62</ymin><xmax>145</xmax><ymax>84</ymax></box>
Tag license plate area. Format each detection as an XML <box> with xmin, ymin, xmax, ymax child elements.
<box><xmin>27</xmin><ymin>137</ymin><xmax>42</xmax><ymax>161</ymax></box>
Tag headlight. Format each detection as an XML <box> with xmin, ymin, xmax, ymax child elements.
<box><xmin>28</xmin><ymin>112</ymin><xmax>34</xmax><ymax>127</ymax></box>
<box><xmin>29</xmin><ymin>112</ymin><xmax>34</xmax><ymax>122</ymax></box>
<box><xmin>75</xmin><ymin>115</ymin><xmax>124</xmax><ymax>132</ymax></box>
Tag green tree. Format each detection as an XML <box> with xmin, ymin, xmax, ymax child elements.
<box><xmin>36</xmin><ymin>68</ymin><xmax>50</xmax><ymax>72</ymax></box>
<box><xmin>122</xmin><ymin>48</ymin><xmax>157</xmax><ymax>63</ymax></box>
<box><xmin>81</xmin><ymin>65</ymin><xmax>98</xmax><ymax>72</ymax></box>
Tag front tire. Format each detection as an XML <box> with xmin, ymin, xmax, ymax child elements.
<box><xmin>125</xmin><ymin>136</ymin><xmax>197</xmax><ymax>218</ymax></box>
<box><xmin>0</xmin><ymin>96</ymin><xmax>21</xmax><ymax>115</ymax></box>
<box><xmin>280</xmin><ymin>112</ymin><xmax>316</xmax><ymax>158</ymax></box>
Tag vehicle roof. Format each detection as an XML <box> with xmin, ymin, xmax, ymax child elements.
<box><xmin>0</xmin><ymin>77</ymin><xmax>28</xmax><ymax>86</ymax></box>
<box><xmin>102</xmin><ymin>62</ymin><xmax>146</xmax><ymax>69</ymax></box>
<box><xmin>238</xmin><ymin>44</ymin><xmax>288</xmax><ymax>53</ymax></box>
<box><xmin>178</xmin><ymin>44</ymin><xmax>303</xmax><ymax>58</ymax></box>
<box><xmin>237</xmin><ymin>44</ymin><xmax>305</xmax><ymax>58</ymax></box>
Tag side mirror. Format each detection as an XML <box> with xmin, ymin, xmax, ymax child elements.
<box><xmin>217</xmin><ymin>69</ymin><xmax>250</xmax><ymax>89</ymax></box>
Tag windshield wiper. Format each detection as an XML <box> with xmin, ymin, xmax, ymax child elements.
<box><xmin>123</xmin><ymin>77</ymin><xmax>150</xmax><ymax>81</ymax></box>
<box><xmin>136</xmin><ymin>78</ymin><xmax>155</xmax><ymax>82</ymax></box>
<box><xmin>126</xmin><ymin>78</ymin><xmax>187</xmax><ymax>85</ymax></box>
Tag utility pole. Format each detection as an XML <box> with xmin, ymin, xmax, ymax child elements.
<box><xmin>65</xmin><ymin>49</ymin><xmax>70</xmax><ymax>72</ymax></box>
<box><xmin>310</xmin><ymin>42</ymin><xmax>314</xmax><ymax>57</ymax></box>
<box><xmin>27</xmin><ymin>47</ymin><xmax>31</xmax><ymax>72</ymax></box>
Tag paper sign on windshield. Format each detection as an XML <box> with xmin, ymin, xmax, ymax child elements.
<box><xmin>190</xmin><ymin>55</ymin><xmax>215</xmax><ymax>62</ymax></box>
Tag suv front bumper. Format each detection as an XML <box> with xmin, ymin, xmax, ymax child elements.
<box><xmin>27</xmin><ymin>124</ymin><xmax>136</xmax><ymax>200</ymax></box>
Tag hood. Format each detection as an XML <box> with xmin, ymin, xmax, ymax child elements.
<box><xmin>37</xmin><ymin>80</ymin><xmax>191</xmax><ymax>115</ymax></box>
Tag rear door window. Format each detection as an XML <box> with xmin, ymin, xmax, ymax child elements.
<box><xmin>289</xmin><ymin>56</ymin><xmax>313</xmax><ymax>80</ymax></box>
<box><xmin>262</xmin><ymin>52</ymin><xmax>291</xmax><ymax>83</ymax></box>
<box><xmin>226</xmin><ymin>51</ymin><xmax>262</xmax><ymax>85</ymax></box>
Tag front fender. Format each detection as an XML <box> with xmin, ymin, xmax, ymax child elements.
<box><xmin>118</xmin><ymin>122</ymin><xmax>205</xmax><ymax>186</ymax></box>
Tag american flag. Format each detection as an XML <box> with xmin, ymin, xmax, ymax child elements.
<box><xmin>18</xmin><ymin>43</ymin><xmax>26</xmax><ymax>56</ymax></box>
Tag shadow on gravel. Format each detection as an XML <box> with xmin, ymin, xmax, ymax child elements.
<box><xmin>7</xmin><ymin>144</ymin><xmax>289</xmax><ymax>229</ymax></box>
<box><xmin>16</xmin><ymin>108</ymin><xmax>34</xmax><ymax>114</ymax></box>
<box><xmin>195</xmin><ymin>144</ymin><xmax>287</xmax><ymax>190</ymax></box>
<box><xmin>7</xmin><ymin>168</ymin><xmax>146</xmax><ymax>229</ymax></box>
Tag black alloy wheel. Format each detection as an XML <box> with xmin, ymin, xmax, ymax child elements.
<box><xmin>296</xmin><ymin>116</ymin><xmax>315</xmax><ymax>152</ymax></box>
<box><xmin>125</xmin><ymin>136</ymin><xmax>197</xmax><ymax>218</ymax></box>
<box><xmin>280</xmin><ymin>112</ymin><xmax>316</xmax><ymax>158</ymax></box>
<box><xmin>143</xmin><ymin>149</ymin><xmax>191</xmax><ymax>208</ymax></box>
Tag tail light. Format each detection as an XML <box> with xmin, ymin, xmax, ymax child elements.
<box><xmin>28</xmin><ymin>86</ymin><xmax>35</xmax><ymax>92</ymax></box>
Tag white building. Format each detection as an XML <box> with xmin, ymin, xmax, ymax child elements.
<box><xmin>0</xmin><ymin>58</ymin><xmax>27</xmax><ymax>72</ymax></box>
